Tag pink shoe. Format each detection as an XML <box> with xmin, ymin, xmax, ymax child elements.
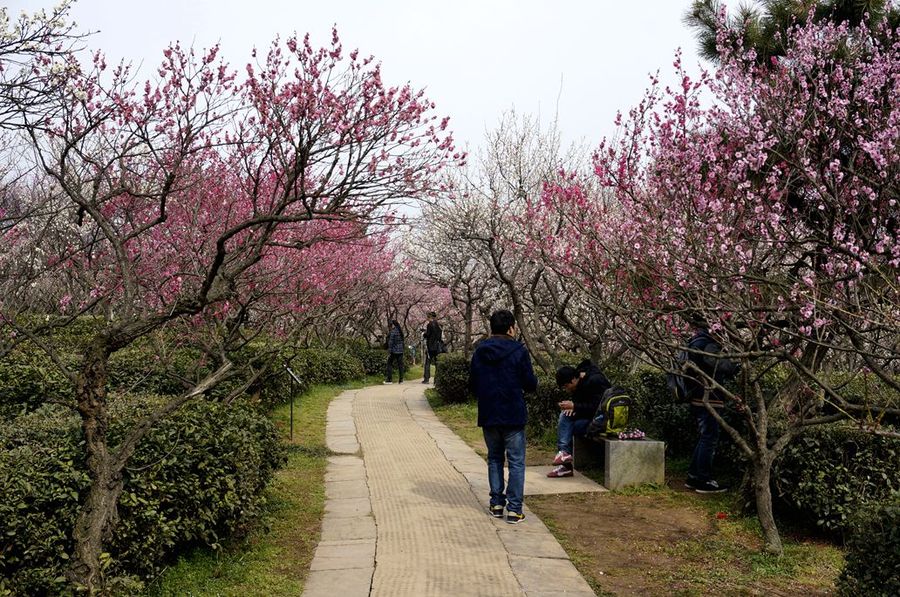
<box><xmin>552</xmin><ymin>451</ymin><xmax>573</xmax><ymax>465</ymax></box>
<box><xmin>547</xmin><ymin>464</ymin><xmax>574</xmax><ymax>478</ymax></box>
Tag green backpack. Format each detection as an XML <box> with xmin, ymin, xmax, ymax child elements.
<box><xmin>586</xmin><ymin>387</ymin><xmax>633</xmax><ymax>439</ymax></box>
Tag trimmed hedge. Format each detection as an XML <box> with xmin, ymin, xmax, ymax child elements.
<box><xmin>434</xmin><ymin>352</ymin><xmax>472</xmax><ymax>404</ymax></box>
<box><xmin>287</xmin><ymin>348</ymin><xmax>365</xmax><ymax>391</ymax></box>
<box><xmin>837</xmin><ymin>497</ymin><xmax>900</xmax><ymax>596</ymax></box>
<box><xmin>339</xmin><ymin>340</ymin><xmax>390</xmax><ymax>376</ymax></box>
<box><xmin>0</xmin><ymin>395</ymin><xmax>285</xmax><ymax>595</ymax></box>
<box><xmin>772</xmin><ymin>425</ymin><xmax>900</xmax><ymax>534</ymax></box>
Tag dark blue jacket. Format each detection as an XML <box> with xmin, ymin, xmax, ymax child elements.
<box><xmin>684</xmin><ymin>329</ymin><xmax>740</xmax><ymax>408</ymax></box>
<box><xmin>470</xmin><ymin>336</ymin><xmax>538</xmax><ymax>428</ymax></box>
<box><xmin>424</xmin><ymin>320</ymin><xmax>443</xmax><ymax>353</ymax></box>
<box><xmin>387</xmin><ymin>327</ymin><xmax>405</xmax><ymax>354</ymax></box>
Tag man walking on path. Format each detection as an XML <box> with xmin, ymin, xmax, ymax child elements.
<box><xmin>384</xmin><ymin>319</ymin><xmax>405</xmax><ymax>384</ymax></box>
<box><xmin>422</xmin><ymin>311</ymin><xmax>443</xmax><ymax>384</ymax></box>
<box><xmin>470</xmin><ymin>310</ymin><xmax>537</xmax><ymax>524</ymax></box>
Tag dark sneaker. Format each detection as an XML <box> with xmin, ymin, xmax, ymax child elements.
<box><xmin>552</xmin><ymin>450</ymin><xmax>573</xmax><ymax>465</ymax></box>
<box><xmin>684</xmin><ymin>477</ymin><xmax>699</xmax><ymax>490</ymax></box>
<box><xmin>489</xmin><ymin>505</ymin><xmax>504</xmax><ymax>518</ymax></box>
<box><xmin>422</xmin><ymin>379</ymin><xmax>429</xmax><ymax>384</ymax></box>
<box><xmin>547</xmin><ymin>464</ymin><xmax>574</xmax><ymax>478</ymax></box>
<box><xmin>693</xmin><ymin>479</ymin><xmax>729</xmax><ymax>494</ymax></box>
<box><xmin>506</xmin><ymin>511</ymin><xmax>525</xmax><ymax>524</ymax></box>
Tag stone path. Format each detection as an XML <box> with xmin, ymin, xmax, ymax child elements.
<box><xmin>303</xmin><ymin>382</ymin><xmax>601</xmax><ymax>596</ymax></box>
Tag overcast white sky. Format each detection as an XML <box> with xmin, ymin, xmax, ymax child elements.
<box><xmin>11</xmin><ymin>0</ymin><xmax>707</xmax><ymax>151</ymax></box>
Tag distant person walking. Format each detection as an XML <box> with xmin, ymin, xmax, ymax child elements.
<box><xmin>470</xmin><ymin>310</ymin><xmax>537</xmax><ymax>524</ymax></box>
<box><xmin>422</xmin><ymin>311</ymin><xmax>443</xmax><ymax>384</ymax></box>
<box><xmin>384</xmin><ymin>320</ymin><xmax>405</xmax><ymax>384</ymax></box>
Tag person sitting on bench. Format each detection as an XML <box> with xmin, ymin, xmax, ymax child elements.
<box><xmin>547</xmin><ymin>360</ymin><xmax>611</xmax><ymax>478</ymax></box>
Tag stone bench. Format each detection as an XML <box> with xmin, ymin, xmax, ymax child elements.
<box><xmin>572</xmin><ymin>435</ymin><xmax>665</xmax><ymax>490</ymax></box>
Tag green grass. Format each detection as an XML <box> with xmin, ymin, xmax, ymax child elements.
<box><xmin>425</xmin><ymin>390</ymin><xmax>486</xmax><ymax>455</ymax></box>
<box><xmin>146</xmin><ymin>376</ymin><xmax>381</xmax><ymax>596</ymax></box>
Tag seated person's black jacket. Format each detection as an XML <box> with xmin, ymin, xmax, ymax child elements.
<box><xmin>570</xmin><ymin>361</ymin><xmax>611</xmax><ymax>420</ymax></box>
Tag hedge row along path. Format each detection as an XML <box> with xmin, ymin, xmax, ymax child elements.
<box><xmin>303</xmin><ymin>382</ymin><xmax>600</xmax><ymax>596</ymax></box>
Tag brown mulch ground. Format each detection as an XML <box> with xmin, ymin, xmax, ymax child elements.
<box><xmin>527</xmin><ymin>472</ymin><xmax>841</xmax><ymax>596</ymax></box>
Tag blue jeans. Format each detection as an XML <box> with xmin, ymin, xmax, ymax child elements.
<box><xmin>423</xmin><ymin>351</ymin><xmax>439</xmax><ymax>382</ymax></box>
<box><xmin>482</xmin><ymin>426</ymin><xmax>526</xmax><ymax>514</ymax></box>
<box><xmin>688</xmin><ymin>404</ymin><xmax>720</xmax><ymax>482</ymax></box>
<box><xmin>556</xmin><ymin>414</ymin><xmax>590</xmax><ymax>454</ymax></box>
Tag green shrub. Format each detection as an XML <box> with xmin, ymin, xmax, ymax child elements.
<box><xmin>342</xmin><ymin>342</ymin><xmax>389</xmax><ymax>376</ymax></box>
<box><xmin>825</xmin><ymin>372</ymin><xmax>899</xmax><ymax>425</ymax></box>
<box><xmin>837</xmin><ymin>497</ymin><xmax>900</xmax><ymax>596</ymax></box>
<box><xmin>0</xmin><ymin>350</ymin><xmax>75</xmax><ymax>420</ymax></box>
<box><xmin>0</xmin><ymin>394</ymin><xmax>285</xmax><ymax>594</ymax></box>
<box><xmin>210</xmin><ymin>345</ymin><xmax>367</xmax><ymax>410</ymax></box>
<box><xmin>525</xmin><ymin>372</ymin><xmax>566</xmax><ymax>438</ymax></box>
<box><xmin>107</xmin><ymin>345</ymin><xmax>204</xmax><ymax>395</ymax></box>
<box><xmin>434</xmin><ymin>352</ymin><xmax>472</xmax><ymax>403</ymax></box>
<box><xmin>772</xmin><ymin>425</ymin><xmax>900</xmax><ymax>534</ymax></box>
<box><xmin>288</xmin><ymin>348</ymin><xmax>364</xmax><ymax>388</ymax></box>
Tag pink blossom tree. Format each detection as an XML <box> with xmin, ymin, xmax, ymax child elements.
<box><xmin>539</xmin><ymin>18</ymin><xmax>899</xmax><ymax>553</ymax></box>
<box><xmin>0</xmin><ymin>28</ymin><xmax>455</xmax><ymax>590</ymax></box>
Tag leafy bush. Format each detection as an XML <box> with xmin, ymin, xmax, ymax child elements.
<box><xmin>837</xmin><ymin>497</ymin><xmax>900</xmax><ymax>596</ymax></box>
<box><xmin>525</xmin><ymin>372</ymin><xmax>565</xmax><ymax>438</ymax></box>
<box><xmin>0</xmin><ymin>350</ymin><xmax>75</xmax><ymax>421</ymax></box>
<box><xmin>205</xmin><ymin>344</ymin><xmax>367</xmax><ymax>410</ymax></box>
<box><xmin>825</xmin><ymin>372</ymin><xmax>899</xmax><ymax>426</ymax></box>
<box><xmin>434</xmin><ymin>352</ymin><xmax>472</xmax><ymax>404</ymax></box>
<box><xmin>341</xmin><ymin>341</ymin><xmax>389</xmax><ymax>376</ymax></box>
<box><xmin>107</xmin><ymin>345</ymin><xmax>203</xmax><ymax>395</ymax></box>
<box><xmin>288</xmin><ymin>348</ymin><xmax>364</xmax><ymax>390</ymax></box>
<box><xmin>0</xmin><ymin>395</ymin><xmax>285</xmax><ymax>594</ymax></box>
<box><xmin>772</xmin><ymin>425</ymin><xmax>900</xmax><ymax>534</ymax></box>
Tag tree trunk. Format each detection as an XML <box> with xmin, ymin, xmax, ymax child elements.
<box><xmin>68</xmin><ymin>347</ymin><xmax>122</xmax><ymax>594</ymax></box>
<box><xmin>751</xmin><ymin>457</ymin><xmax>783</xmax><ymax>555</ymax></box>
<box><xmin>464</xmin><ymin>300</ymin><xmax>473</xmax><ymax>359</ymax></box>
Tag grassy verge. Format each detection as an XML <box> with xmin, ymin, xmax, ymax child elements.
<box><xmin>147</xmin><ymin>375</ymin><xmax>381</xmax><ymax>596</ymax></box>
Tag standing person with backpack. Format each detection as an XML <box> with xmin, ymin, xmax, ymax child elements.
<box><xmin>422</xmin><ymin>311</ymin><xmax>443</xmax><ymax>384</ymax></box>
<box><xmin>470</xmin><ymin>310</ymin><xmax>538</xmax><ymax>524</ymax></box>
<box><xmin>678</xmin><ymin>325</ymin><xmax>741</xmax><ymax>493</ymax></box>
<box><xmin>547</xmin><ymin>360</ymin><xmax>612</xmax><ymax>478</ymax></box>
<box><xmin>384</xmin><ymin>319</ymin><xmax>405</xmax><ymax>384</ymax></box>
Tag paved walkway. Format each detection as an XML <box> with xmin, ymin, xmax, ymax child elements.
<box><xmin>303</xmin><ymin>382</ymin><xmax>601</xmax><ymax>596</ymax></box>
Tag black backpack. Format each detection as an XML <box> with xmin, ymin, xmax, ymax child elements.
<box><xmin>666</xmin><ymin>334</ymin><xmax>712</xmax><ymax>402</ymax></box>
<box><xmin>586</xmin><ymin>386</ymin><xmax>633</xmax><ymax>439</ymax></box>
<box><xmin>666</xmin><ymin>333</ymin><xmax>741</xmax><ymax>402</ymax></box>
<box><xmin>666</xmin><ymin>348</ymin><xmax>692</xmax><ymax>402</ymax></box>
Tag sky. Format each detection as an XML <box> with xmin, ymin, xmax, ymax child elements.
<box><xmin>10</xmin><ymin>0</ymin><xmax>708</xmax><ymax>152</ymax></box>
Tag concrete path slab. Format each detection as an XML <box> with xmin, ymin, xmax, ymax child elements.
<box><xmin>524</xmin><ymin>466</ymin><xmax>608</xmax><ymax>496</ymax></box>
<box><xmin>303</xmin><ymin>381</ymin><xmax>599</xmax><ymax>596</ymax></box>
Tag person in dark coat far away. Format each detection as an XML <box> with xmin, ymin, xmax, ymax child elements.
<box><xmin>422</xmin><ymin>311</ymin><xmax>443</xmax><ymax>384</ymax></box>
<box><xmin>384</xmin><ymin>320</ymin><xmax>405</xmax><ymax>384</ymax></box>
